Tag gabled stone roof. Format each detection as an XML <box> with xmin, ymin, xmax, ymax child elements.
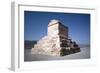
<box><xmin>48</xmin><ymin>19</ymin><xmax>60</xmax><ymax>26</ymax></box>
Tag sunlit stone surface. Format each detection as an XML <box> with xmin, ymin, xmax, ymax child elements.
<box><xmin>31</xmin><ymin>19</ymin><xmax>80</xmax><ymax>56</ymax></box>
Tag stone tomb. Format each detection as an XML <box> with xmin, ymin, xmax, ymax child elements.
<box><xmin>31</xmin><ymin>19</ymin><xmax>80</xmax><ymax>56</ymax></box>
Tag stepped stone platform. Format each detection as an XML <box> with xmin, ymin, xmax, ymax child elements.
<box><xmin>31</xmin><ymin>19</ymin><xmax>80</xmax><ymax>56</ymax></box>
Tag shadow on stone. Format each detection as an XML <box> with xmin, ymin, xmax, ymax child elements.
<box><xmin>60</xmin><ymin>48</ymin><xmax>70</xmax><ymax>56</ymax></box>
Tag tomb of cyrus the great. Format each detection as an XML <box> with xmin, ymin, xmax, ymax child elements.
<box><xmin>31</xmin><ymin>19</ymin><xmax>80</xmax><ymax>56</ymax></box>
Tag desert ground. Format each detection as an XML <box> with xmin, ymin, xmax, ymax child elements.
<box><xmin>24</xmin><ymin>45</ymin><xmax>90</xmax><ymax>62</ymax></box>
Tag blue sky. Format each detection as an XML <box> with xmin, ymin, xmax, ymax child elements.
<box><xmin>24</xmin><ymin>11</ymin><xmax>90</xmax><ymax>45</ymax></box>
